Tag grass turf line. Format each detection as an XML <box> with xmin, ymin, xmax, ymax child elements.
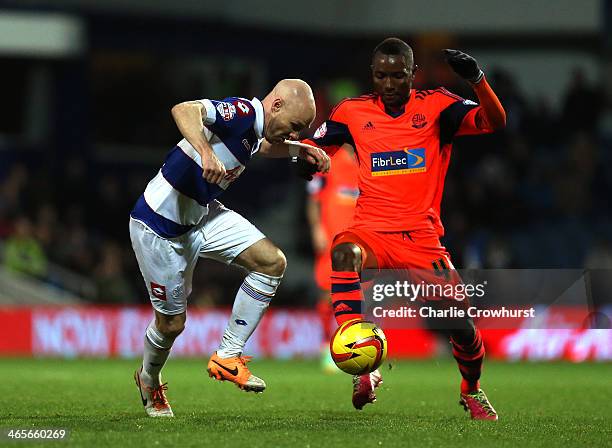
<box><xmin>1</xmin><ymin>358</ymin><xmax>610</xmax><ymax>447</ymax></box>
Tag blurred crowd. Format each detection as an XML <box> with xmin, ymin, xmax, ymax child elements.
<box><xmin>431</xmin><ymin>67</ymin><xmax>612</xmax><ymax>270</ymax></box>
<box><xmin>1</xmin><ymin>65</ymin><xmax>611</xmax><ymax>305</ymax></box>
<box><xmin>0</xmin><ymin>158</ymin><xmax>141</xmax><ymax>302</ymax></box>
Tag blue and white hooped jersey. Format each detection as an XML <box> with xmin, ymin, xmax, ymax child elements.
<box><xmin>131</xmin><ymin>97</ymin><xmax>264</xmax><ymax>238</ymax></box>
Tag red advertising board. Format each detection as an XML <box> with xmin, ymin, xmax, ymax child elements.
<box><xmin>0</xmin><ymin>306</ymin><xmax>609</xmax><ymax>361</ymax></box>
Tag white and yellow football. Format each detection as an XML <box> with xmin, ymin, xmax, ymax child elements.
<box><xmin>330</xmin><ymin>320</ymin><xmax>387</xmax><ymax>375</ymax></box>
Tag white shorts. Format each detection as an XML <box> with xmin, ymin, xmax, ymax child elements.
<box><xmin>129</xmin><ymin>200</ymin><xmax>266</xmax><ymax>315</ymax></box>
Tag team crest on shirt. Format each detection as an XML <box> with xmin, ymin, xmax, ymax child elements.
<box><xmin>313</xmin><ymin>122</ymin><xmax>327</xmax><ymax>139</ymax></box>
<box><xmin>216</xmin><ymin>102</ymin><xmax>236</xmax><ymax>121</ymax></box>
<box><xmin>371</xmin><ymin>148</ymin><xmax>426</xmax><ymax>176</ymax></box>
<box><xmin>411</xmin><ymin>113</ymin><xmax>427</xmax><ymax>129</ymax></box>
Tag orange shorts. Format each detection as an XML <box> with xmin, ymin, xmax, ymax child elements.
<box><xmin>332</xmin><ymin>227</ymin><xmax>454</xmax><ymax>271</ymax></box>
<box><xmin>332</xmin><ymin>227</ymin><xmax>465</xmax><ymax>306</ymax></box>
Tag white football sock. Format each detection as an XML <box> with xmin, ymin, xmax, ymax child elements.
<box><xmin>141</xmin><ymin>320</ymin><xmax>175</xmax><ymax>387</ymax></box>
<box><xmin>217</xmin><ymin>272</ymin><xmax>282</xmax><ymax>358</ymax></box>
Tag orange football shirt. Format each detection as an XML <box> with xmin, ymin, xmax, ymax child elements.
<box><xmin>308</xmin><ymin>147</ymin><xmax>359</xmax><ymax>290</ymax></box>
<box><xmin>304</xmin><ymin>88</ymin><xmax>494</xmax><ymax>236</ymax></box>
<box><xmin>308</xmin><ymin>147</ymin><xmax>359</xmax><ymax>239</ymax></box>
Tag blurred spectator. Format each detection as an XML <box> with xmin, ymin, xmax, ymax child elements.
<box><xmin>94</xmin><ymin>241</ymin><xmax>136</xmax><ymax>304</ymax></box>
<box><xmin>34</xmin><ymin>204</ymin><xmax>59</xmax><ymax>254</ymax></box>
<box><xmin>56</xmin><ymin>157</ymin><xmax>91</xmax><ymax>216</ymax></box>
<box><xmin>488</xmin><ymin>69</ymin><xmax>528</xmax><ymax>134</ymax></box>
<box><xmin>561</xmin><ymin>67</ymin><xmax>603</xmax><ymax>132</ymax></box>
<box><xmin>585</xmin><ymin>239</ymin><xmax>612</xmax><ymax>269</ymax></box>
<box><xmin>53</xmin><ymin>206</ymin><xmax>95</xmax><ymax>275</ymax></box>
<box><xmin>3</xmin><ymin>215</ymin><xmax>47</xmax><ymax>278</ymax></box>
<box><xmin>0</xmin><ymin>164</ymin><xmax>28</xmax><ymax>221</ymax></box>
<box><xmin>484</xmin><ymin>236</ymin><xmax>514</xmax><ymax>269</ymax></box>
<box><xmin>96</xmin><ymin>174</ymin><xmax>128</xmax><ymax>240</ymax></box>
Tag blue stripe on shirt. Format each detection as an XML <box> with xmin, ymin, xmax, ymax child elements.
<box><xmin>217</xmin><ymin>131</ymin><xmax>255</xmax><ymax>166</ymax></box>
<box><xmin>161</xmin><ymin>146</ymin><xmax>224</xmax><ymax>205</ymax></box>
<box><xmin>130</xmin><ymin>195</ymin><xmax>194</xmax><ymax>238</ymax></box>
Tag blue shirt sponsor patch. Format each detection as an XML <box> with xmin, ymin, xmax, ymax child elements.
<box><xmin>371</xmin><ymin>148</ymin><xmax>426</xmax><ymax>176</ymax></box>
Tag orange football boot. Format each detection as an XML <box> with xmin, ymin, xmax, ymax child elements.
<box><xmin>207</xmin><ymin>352</ymin><xmax>266</xmax><ymax>393</ymax></box>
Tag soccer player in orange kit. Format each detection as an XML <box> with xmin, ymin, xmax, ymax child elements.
<box><xmin>261</xmin><ymin>38</ymin><xmax>506</xmax><ymax>419</ymax></box>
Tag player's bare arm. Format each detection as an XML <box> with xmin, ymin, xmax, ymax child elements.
<box><xmin>171</xmin><ymin>101</ymin><xmax>226</xmax><ymax>184</ymax></box>
<box><xmin>258</xmin><ymin>139</ymin><xmax>331</xmax><ymax>173</ymax></box>
<box><xmin>443</xmin><ymin>49</ymin><xmax>506</xmax><ymax>130</ymax></box>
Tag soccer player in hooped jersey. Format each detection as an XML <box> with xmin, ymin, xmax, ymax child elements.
<box><xmin>130</xmin><ymin>79</ymin><xmax>329</xmax><ymax>417</ymax></box>
<box><xmin>262</xmin><ymin>39</ymin><xmax>506</xmax><ymax>420</ymax></box>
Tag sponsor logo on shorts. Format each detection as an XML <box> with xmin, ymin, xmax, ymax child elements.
<box><xmin>216</xmin><ymin>102</ymin><xmax>236</xmax><ymax>121</ymax></box>
<box><xmin>150</xmin><ymin>282</ymin><xmax>167</xmax><ymax>301</ymax></box>
<box><xmin>371</xmin><ymin>148</ymin><xmax>426</xmax><ymax>176</ymax></box>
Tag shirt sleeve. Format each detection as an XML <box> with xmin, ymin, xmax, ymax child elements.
<box><xmin>437</xmin><ymin>89</ymin><xmax>495</xmax><ymax>144</ymax></box>
<box><xmin>438</xmin><ymin>88</ymin><xmax>494</xmax><ymax>145</ymax></box>
<box><xmin>198</xmin><ymin>97</ymin><xmax>256</xmax><ymax>137</ymax></box>
<box><xmin>302</xmin><ymin>101</ymin><xmax>355</xmax><ymax>157</ymax></box>
<box><xmin>454</xmin><ymin>106</ymin><xmax>496</xmax><ymax>137</ymax></box>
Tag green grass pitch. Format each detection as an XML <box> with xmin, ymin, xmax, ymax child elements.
<box><xmin>1</xmin><ymin>358</ymin><xmax>610</xmax><ymax>447</ymax></box>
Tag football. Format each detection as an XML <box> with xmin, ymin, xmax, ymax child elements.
<box><xmin>330</xmin><ymin>319</ymin><xmax>388</xmax><ymax>375</ymax></box>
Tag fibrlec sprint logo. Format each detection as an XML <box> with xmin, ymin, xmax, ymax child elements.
<box><xmin>371</xmin><ymin>148</ymin><xmax>426</xmax><ymax>176</ymax></box>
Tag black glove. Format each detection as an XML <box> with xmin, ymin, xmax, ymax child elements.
<box><xmin>293</xmin><ymin>157</ymin><xmax>319</xmax><ymax>181</ymax></box>
<box><xmin>443</xmin><ymin>49</ymin><xmax>484</xmax><ymax>83</ymax></box>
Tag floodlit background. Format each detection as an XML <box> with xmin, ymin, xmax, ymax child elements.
<box><xmin>0</xmin><ymin>0</ymin><xmax>610</xmax><ymax>360</ymax></box>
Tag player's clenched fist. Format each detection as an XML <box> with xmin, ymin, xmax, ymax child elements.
<box><xmin>298</xmin><ymin>143</ymin><xmax>330</xmax><ymax>174</ymax></box>
<box><xmin>200</xmin><ymin>149</ymin><xmax>226</xmax><ymax>184</ymax></box>
<box><xmin>286</xmin><ymin>140</ymin><xmax>331</xmax><ymax>181</ymax></box>
<box><xmin>443</xmin><ymin>49</ymin><xmax>484</xmax><ymax>83</ymax></box>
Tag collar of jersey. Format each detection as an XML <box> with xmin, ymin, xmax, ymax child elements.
<box><xmin>374</xmin><ymin>89</ymin><xmax>416</xmax><ymax>119</ymax></box>
<box><xmin>251</xmin><ymin>97</ymin><xmax>264</xmax><ymax>139</ymax></box>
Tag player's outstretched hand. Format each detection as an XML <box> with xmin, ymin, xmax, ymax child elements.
<box><xmin>443</xmin><ymin>49</ymin><xmax>484</xmax><ymax>83</ymax></box>
<box><xmin>200</xmin><ymin>148</ymin><xmax>227</xmax><ymax>184</ymax></box>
